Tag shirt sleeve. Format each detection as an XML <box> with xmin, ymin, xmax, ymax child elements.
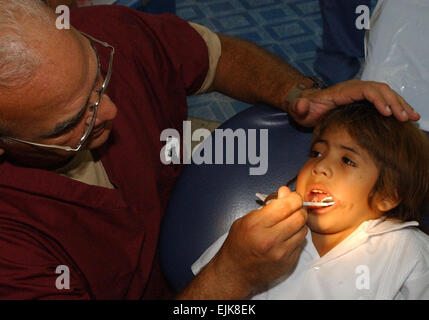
<box><xmin>187</xmin><ymin>22</ymin><xmax>222</xmax><ymax>95</ymax></box>
<box><xmin>395</xmin><ymin>230</ymin><xmax>429</xmax><ymax>300</ymax></box>
<box><xmin>128</xmin><ymin>12</ymin><xmax>211</xmax><ymax>96</ymax></box>
<box><xmin>0</xmin><ymin>221</ymin><xmax>90</xmax><ymax>299</ymax></box>
<box><xmin>72</xmin><ymin>6</ymin><xmax>210</xmax><ymax>97</ymax></box>
<box><xmin>397</xmin><ymin>269</ymin><xmax>429</xmax><ymax>299</ymax></box>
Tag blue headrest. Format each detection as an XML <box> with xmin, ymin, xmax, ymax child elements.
<box><xmin>159</xmin><ymin>104</ymin><xmax>312</xmax><ymax>292</ymax></box>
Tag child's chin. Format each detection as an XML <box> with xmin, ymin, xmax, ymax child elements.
<box><xmin>307</xmin><ymin>216</ymin><xmax>335</xmax><ymax>234</ymax></box>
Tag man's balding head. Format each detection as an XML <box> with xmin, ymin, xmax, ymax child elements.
<box><xmin>0</xmin><ymin>1</ymin><xmax>118</xmax><ymax>167</ymax></box>
<box><xmin>0</xmin><ymin>0</ymin><xmax>55</xmax><ymax>89</ymax></box>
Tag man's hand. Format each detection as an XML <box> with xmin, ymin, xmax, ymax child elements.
<box><xmin>215</xmin><ymin>186</ymin><xmax>307</xmax><ymax>297</ymax></box>
<box><xmin>211</xmin><ymin>34</ymin><xmax>420</xmax><ymax>128</ymax></box>
<box><xmin>178</xmin><ymin>186</ymin><xmax>307</xmax><ymax>299</ymax></box>
<box><xmin>288</xmin><ymin>79</ymin><xmax>420</xmax><ymax>127</ymax></box>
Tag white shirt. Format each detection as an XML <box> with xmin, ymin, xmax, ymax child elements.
<box><xmin>361</xmin><ymin>0</ymin><xmax>429</xmax><ymax>130</ymax></box>
<box><xmin>192</xmin><ymin>217</ymin><xmax>429</xmax><ymax>299</ymax></box>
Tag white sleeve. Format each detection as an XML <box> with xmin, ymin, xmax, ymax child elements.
<box><xmin>191</xmin><ymin>233</ymin><xmax>228</xmax><ymax>276</ymax></box>
<box><xmin>397</xmin><ymin>269</ymin><xmax>429</xmax><ymax>300</ymax></box>
<box><xmin>187</xmin><ymin>22</ymin><xmax>222</xmax><ymax>95</ymax></box>
<box><xmin>361</xmin><ymin>0</ymin><xmax>429</xmax><ymax>131</ymax></box>
<box><xmin>396</xmin><ymin>231</ymin><xmax>429</xmax><ymax>300</ymax></box>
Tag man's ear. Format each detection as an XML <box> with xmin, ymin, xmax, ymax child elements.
<box><xmin>0</xmin><ymin>148</ymin><xmax>4</xmax><ymax>156</ymax></box>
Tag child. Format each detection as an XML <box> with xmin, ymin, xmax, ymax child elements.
<box><xmin>191</xmin><ymin>101</ymin><xmax>429</xmax><ymax>299</ymax></box>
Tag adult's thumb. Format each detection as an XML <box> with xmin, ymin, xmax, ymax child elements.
<box><xmin>277</xmin><ymin>186</ymin><xmax>291</xmax><ymax>199</ymax></box>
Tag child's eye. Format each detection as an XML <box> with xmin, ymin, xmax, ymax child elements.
<box><xmin>342</xmin><ymin>157</ymin><xmax>357</xmax><ymax>167</ymax></box>
<box><xmin>309</xmin><ymin>150</ymin><xmax>322</xmax><ymax>158</ymax></box>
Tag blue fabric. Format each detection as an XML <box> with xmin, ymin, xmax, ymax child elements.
<box><xmin>114</xmin><ymin>0</ymin><xmax>141</xmax><ymax>10</ymax></box>
<box><xmin>314</xmin><ymin>0</ymin><xmax>371</xmax><ymax>85</ymax></box>
<box><xmin>115</xmin><ymin>0</ymin><xmax>176</xmax><ymax>13</ymax></box>
<box><xmin>144</xmin><ymin>0</ymin><xmax>176</xmax><ymax>14</ymax></box>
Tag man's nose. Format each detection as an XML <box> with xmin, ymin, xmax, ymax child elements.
<box><xmin>86</xmin><ymin>94</ymin><xmax>118</xmax><ymax>127</ymax></box>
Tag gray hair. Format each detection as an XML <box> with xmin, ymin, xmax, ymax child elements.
<box><xmin>0</xmin><ymin>0</ymin><xmax>54</xmax><ymax>88</ymax></box>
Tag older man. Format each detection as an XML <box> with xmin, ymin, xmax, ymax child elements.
<box><xmin>0</xmin><ymin>1</ymin><xmax>419</xmax><ymax>299</ymax></box>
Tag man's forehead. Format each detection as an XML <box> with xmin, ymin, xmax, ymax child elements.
<box><xmin>0</xmin><ymin>27</ymin><xmax>92</xmax><ymax>126</ymax></box>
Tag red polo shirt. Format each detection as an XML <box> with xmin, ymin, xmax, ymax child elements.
<box><xmin>0</xmin><ymin>5</ymin><xmax>208</xmax><ymax>299</ymax></box>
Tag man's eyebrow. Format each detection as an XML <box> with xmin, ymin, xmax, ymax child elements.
<box><xmin>42</xmin><ymin>39</ymin><xmax>101</xmax><ymax>139</ymax></box>
<box><xmin>41</xmin><ymin>105</ymin><xmax>88</xmax><ymax>139</ymax></box>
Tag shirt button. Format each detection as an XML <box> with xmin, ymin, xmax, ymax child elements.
<box><xmin>313</xmin><ymin>266</ymin><xmax>320</xmax><ymax>270</ymax></box>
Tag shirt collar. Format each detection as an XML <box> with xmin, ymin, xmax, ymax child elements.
<box><xmin>361</xmin><ymin>216</ymin><xmax>419</xmax><ymax>236</ymax></box>
<box><xmin>303</xmin><ymin>216</ymin><xmax>419</xmax><ymax>265</ymax></box>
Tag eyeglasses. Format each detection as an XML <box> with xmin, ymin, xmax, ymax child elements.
<box><xmin>3</xmin><ymin>31</ymin><xmax>115</xmax><ymax>152</ymax></box>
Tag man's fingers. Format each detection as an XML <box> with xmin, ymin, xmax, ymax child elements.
<box><xmin>367</xmin><ymin>82</ymin><xmax>420</xmax><ymax>122</ymax></box>
<box><xmin>277</xmin><ymin>186</ymin><xmax>291</xmax><ymax>199</ymax></box>
<box><xmin>262</xmin><ymin>190</ymin><xmax>303</xmax><ymax>227</ymax></box>
<box><xmin>286</xmin><ymin>230</ymin><xmax>307</xmax><ymax>261</ymax></box>
<box><xmin>362</xmin><ymin>83</ymin><xmax>390</xmax><ymax>116</ymax></box>
<box><xmin>269</xmin><ymin>224</ymin><xmax>308</xmax><ymax>263</ymax></box>
<box><xmin>397</xmin><ymin>93</ymin><xmax>420</xmax><ymax>121</ymax></box>
<box><xmin>283</xmin><ymin>224</ymin><xmax>308</xmax><ymax>252</ymax></box>
<box><xmin>376</xmin><ymin>83</ymin><xmax>409</xmax><ymax>121</ymax></box>
<box><xmin>289</xmin><ymin>80</ymin><xmax>420</xmax><ymax>126</ymax></box>
<box><xmin>289</xmin><ymin>98</ymin><xmax>309</xmax><ymax>119</ymax></box>
<box><xmin>272</xmin><ymin>208</ymin><xmax>307</xmax><ymax>242</ymax></box>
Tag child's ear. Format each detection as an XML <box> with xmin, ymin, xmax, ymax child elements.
<box><xmin>374</xmin><ymin>193</ymin><xmax>401</xmax><ymax>213</ymax></box>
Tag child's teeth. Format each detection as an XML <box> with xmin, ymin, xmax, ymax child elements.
<box><xmin>322</xmin><ymin>196</ymin><xmax>333</xmax><ymax>203</ymax></box>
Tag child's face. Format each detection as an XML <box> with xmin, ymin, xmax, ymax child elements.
<box><xmin>296</xmin><ymin>127</ymin><xmax>383</xmax><ymax>236</ymax></box>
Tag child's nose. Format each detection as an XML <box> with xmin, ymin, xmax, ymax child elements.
<box><xmin>312</xmin><ymin>159</ymin><xmax>332</xmax><ymax>177</ymax></box>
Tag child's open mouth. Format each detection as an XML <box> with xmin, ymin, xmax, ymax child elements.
<box><xmin>304</xmin><ymin>189</ymin><xmax>335</xmax><ymax>208</ymax></box>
